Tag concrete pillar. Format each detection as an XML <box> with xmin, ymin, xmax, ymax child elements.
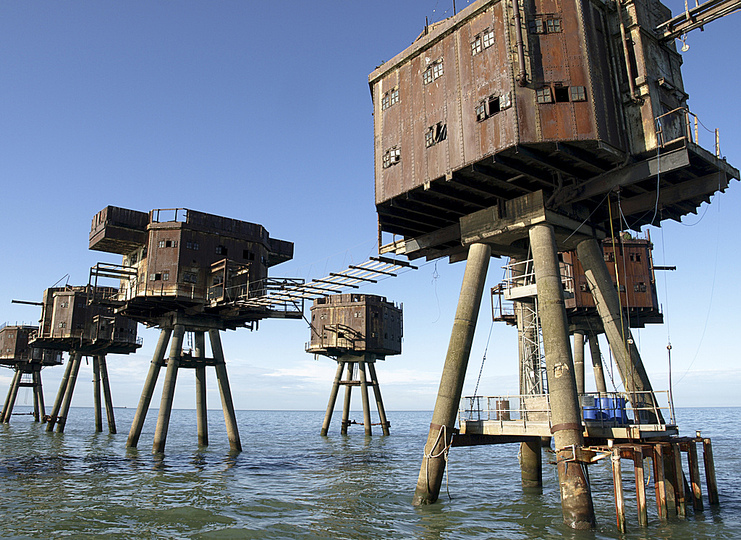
<box><xmin>153</xmin><ymin>325</ymin><xmax>185</xmax><ymax>453</ymax></box>
<box><xmin>1</xmin><ymin>370</ymin><xmax>20</xmax><ymax>423</ymax></box>
<box><xmin>127</xmin><ymin>328</ymin><xmax>171</xmax><ymax>448</ymax></box>
<box><xmin>367</xmin><ymin>361</ymin><xmax>390</xmax><ymax>436</ymax></box>
<box><xmin>56</xmin><ymin>353</ymin><xmax>83</xmax><ymax>433</ymax></box>
<box><xmin>99</xmin><ymin>356</ymin><xmax>116</xmax><ymax>434</ymax></box>
<box><xmin>321</xmin><ymin>360</ymin><xmax>345</xmax><ymax>436</ymax></box>
<box><xmin>358</xmin><ymin>359</ymin><xmax>372</xmax><ymax>436</ymax></box>
<box><xmin>576</xmin><ymin>238</ymin><xmax>660</xmax><ymax>422</ymax></box>
<box><xmin>413</xmin><ymin>242</ymin><xmax>491</xmax><ymax>506</ymax></box>
<box><xmin>93</xmin><ymin>356</ymin><xmax>103</xmax><ymax>432</ymax></box>
<box><xmin>34</xmin><ymin>367</ymin><xmax>46</xmax><ymax>422</ymax></box>
<box><xmin>209</xmin><ymin>329</ymin><xmax>242</xmax><ymax>452</ymax></box>
<box><xmin>587</xmin><ymin>332</ymin><xmax>607</xmax><ymax>393</ymax></box>
<box><xmin>47</xmin><ymin>353</ymin><xmax>77</xmax><ymax>432</ymax></box>
<box><xmin>530</xmin><ymin>224</ymin><xmax>595</xmax><ymax>529</ymax></box>
<box><xmin>520</xmin><ymin>439</ymin><xmax>543</xmax><ymax>488</ymax></box>
<box><xmin>194</xmin><ymin>332</ymin><xmax>208</xmax><ymax>447</ymax></box>
<box><xmin>340</xmin><ymin>362</ymin><xmax>353</xmax><ymax>435</ymax></box>
<box><xmin>573</xmin><ymin>332</ymin><xmax>585</xmax><ymax>395</ymax></box>
<box><xmin>1</xmin><ymin>370</ymin><xmax>21</xmax><ymax>424</ymax></box>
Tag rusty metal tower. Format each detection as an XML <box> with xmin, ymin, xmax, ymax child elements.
<box><xmin>21</xmin><ymin>285</ymin><xmax>142</xmax><ymax>434</ymax></box>
<box><xmin>306</xmin><ymin>294</ymin><xmax>402</xmax><ymax>436</ymax></box>
<box><xmin>368</xmin><ymin>0</ymin><xmax>738</xmax><ymax>529</ymax></box>
<box><xmin>89</xmin><ymin>206</ymin><xmax>302</xmax><ymax>453</ymax></box>
<box><xmin>0</xmin><ymin>324</ymin><xmax>62</xmax><ymax>424</ymax></box>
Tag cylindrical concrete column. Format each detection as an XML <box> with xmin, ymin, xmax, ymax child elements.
<box><xmin>530</xmin><ymin>224</ymin><xmax>595</xmax><ymax>529</ymax></box>
<box><xmin>127</xmin><ymin>328</ymin><xmax>171</xmax><ymax>448</ymax></box>
<box><xmin>573</xmin><ymin>332</ymin><xmax>585</xmax><ymax>395</ymax></box>
<box><xmin>341</xmin><ymin>362</ymin><xmax>354</xmax><ymax>435</ymax></box>
<box><xmin>413</xmin><ymin>242</ymin><xmax>491</xmax><ymax>506</ymax></box>
<box><xmin>2</xmin><ymin>370</ymin><xmax>22</xmax><ymax>424</ymax></box>
<box><xmin>209</xmin><ymin>329</ymin><xmax>242</xmax><ymax>452</ymax></box>
<box><xmin>367</xmin><ymin>361</ymin><xmax>390</xmax><ymax>436</ymax></box>
<box><xmin>99</xmin><ymin>356</ymin><xmax>116</xmax><ymax>434</ymax></box>
<box><xmin>194</xmin><ymin>332</ymin><xmax>208</xmax><ymax>447</ymax></box>
<box><xmin>56</xmin><ymin>353</ymin><xmax>83</xmax><ymax>433</ymax></box>
<box><xmin>93</xmin><ymin>356</ymin><xmax>102</xmax><ymax>432</ymax></box>
<box><xmin>520</xmin><ymin>439</ymin><xmax>543</xmax><ymax>488</ymax></box>
<box><xmin>47</xmin><ymin>354</ymin><xmax>76</xmax><ymax>432</ymax></box>
<box><xmin>33</xmin><ymin>368</ymin><xmax>45</xmax><ymax>422</ymax></box>
<box><xmin>1</xmin><ymin>370</ymin><xmax>20</xmax><ymax>423</ymax></box>
<box><xmin>153</xmin><ymin>325</ymin><xmax>185</xmax><ymax>453</ymax></box>
<box><xmin>576</xmin><ymin>238</ymin><xmax>660</xmax><ymax>422</ymax></box>
<box><xmin>321</xmin><ymin>361</ymin><xmax>345</xmax><ymax>436</ymax></box>
<box><xmin>587</xmin><ymin>332</ymin><xmax>608</xmax><ymax>393</ymax></box>
<box><xmin>358</xmin><ymin>360</ymin><xmax>372</xmax><ymax>436</ymax></box>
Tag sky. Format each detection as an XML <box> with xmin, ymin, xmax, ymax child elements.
<box><xmin>1</xmin><ymin>1</ymin><xmax>739</xmax><ymax>423</ymax></box>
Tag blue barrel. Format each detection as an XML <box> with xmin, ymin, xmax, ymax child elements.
<box><xmin>599</xmin><ymin>396</ymin><xmax>612</xmax><ymax>421</ymax></box>
<box><xmin>582</xmin><ymin>396</ymin><xmax>598</xmax><ymax>421</ymax></box>
<box><xmin>611</xmin><ymin>397</ymin><xmax>629</xmax><ymax>424</ymax></box>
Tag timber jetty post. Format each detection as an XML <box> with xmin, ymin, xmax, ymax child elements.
<box><xmin>306</xmin><ymin>293</ymin><xmax>402</xmax><ymax>436</ymax></box>
<box><xmin>88</xmin><ymin>206</ymin><xmax>302</xmax><ymax>453</ymax></box>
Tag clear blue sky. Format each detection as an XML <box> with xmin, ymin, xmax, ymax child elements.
<box><xmin>1</xmin><ymin>1</ymin><xmax>739</xmax><ymax>417</ymax></box>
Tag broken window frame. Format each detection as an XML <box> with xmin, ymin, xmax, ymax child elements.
<box><xmin>382</xmin><ymin>146</ymin><xmax>401</xmax><ymax>169</ymax></box>
<box><xmin>425</xmin><ymin>122</ymin><xmax>447</xmax><ymax>148</ymax></box>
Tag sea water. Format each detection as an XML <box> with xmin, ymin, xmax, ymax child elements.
<box><xmin>0</xmin><ymin>407</ymin><xmax>739</xmax><ymax>539</ymax></box>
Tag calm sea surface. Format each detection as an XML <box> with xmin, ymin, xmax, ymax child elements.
<box><xmin>0</xmin><ymin>407</ymin><xmax>738</xmax><ymax>539</ymax></box>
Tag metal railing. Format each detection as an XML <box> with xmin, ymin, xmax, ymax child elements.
<box><xmin>460</xmin><ymin>394</ymin><xmax>552</xmax><ymax>425</ymax></box>
<box><xmin>655</xmin><ymin>106</ymin><xmax>720</xmax><ymax>156</ymax></box>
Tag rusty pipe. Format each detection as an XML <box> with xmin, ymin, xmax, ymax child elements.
<box><xmin>513</xmin><ymin>0</ymin><xmax>528</xmax><ymax>86</ymax></box>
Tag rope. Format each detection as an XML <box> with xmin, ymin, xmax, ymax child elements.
<box><xmin>424</xmin><ymin>424</ymin><xmax>452</xmax><ymax>500</ymax></box>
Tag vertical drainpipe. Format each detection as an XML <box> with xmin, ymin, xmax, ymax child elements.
<box><xmin>513</xmin><ymin>0</ymin><xmax>528</xmax><ymax>86</ymax></box>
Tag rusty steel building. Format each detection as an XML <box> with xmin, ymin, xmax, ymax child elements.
<box><xmin>89</xmin><ymin>206</ymin><xmax>300</xmax><ymax>453</ymax></box>
<box><xmin>307</xmin><ymin>294</ymin><xmax>402</xmax><ymax>436</ymax></box>
<box><xmin>0</xmin><ymin>324</ymin><xmax>62</xmax><ymax>424</ymax></box>
<box><xmin>28</xmin><ymin>285</ymin><xmax>141</xmax><ymax>434</ymax></box>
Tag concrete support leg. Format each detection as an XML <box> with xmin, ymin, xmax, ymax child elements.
<box><xmin>413</xmin><ymin>242</ymin><xmax>491</xmax><ymax>506</ymax></box>
<box><xmin>56</xmin><ymin>353</ymin><xmax>83</xmax><ymax>433</ymax></box>
<box><xmin>99</xmin><ymin>356</ymin><xmax>116</xmax><ymax>434</ymax></box>
<box><xmin>321</xmin><ymin>361</ymin><xmax>345</xmax><ymax>436</ymax></box>
<box><xmin>587</xmin><ymin>332</ymin><xmax>607</xmax><ymax>393</ymax></box>
<box><xmin>153</xmin><ymin>325</ymin><xmax>185</xmax><ymax>453</ymax></box>
<box><xmin>612</xmin><ymin>449</ymin><xmax>626</xmax><ymax>534</ymax></box>
<box><xmin>530</xmin><ymin>224</ymin><xmax>595</xmax><ymax>529</ymax></box>
<box><xmin>127</xmin><ymin>328</ymin><xmax>171</xmax><ymax>448</ymax></box>
<box><xmin>576</xmin><ymin>238</ymin><xmax>659</xmax><ymax>421</ymax></box>
<box><xmin>47</xmin><ymin>354</ymin><xmax>76</xmax><ymax>432</ymax></box>
<box><xmin>195</xmin><ymin>332</ymin><xmax>208</xmax><ymax>447</ymax></box>
<box><xmin>358</xmin><ymin>359</ymin><xmax>372</xmax><ymax>436</ymax></box>
<box><xmin>520</xmin><ymin>439</ymin><xmax>543</xmax><ymax>488</ymax></box>
<box><xmin>93</xmin><ymin>356</ymin><xmax>102</xmax><ymax>433</ymax></box>
<box><xmin>209</xmin><ymin>329</ymin><xmax>242</xmax><ymax>453</ymax></box>
<box><xmin>634</xmin><ymin>447</ymin><xmax>648</xmax><ymax>527</ymax></box>
<box><xmin>34</xmin><ymin>368</ymin><xmax>45</xmax><ymax>422</ymax></box>
<box><xmin>367</xmin><ymin>362</ymin><xmax>390</xmax><ymax>436</ymax></box>
<box><xmin>341</xmin><ymin>363</ymin><xmax>353</xmax><ymax>435</ymax></box>
<box><xmin>2</xmin><ymin>370</ymin><xmax>21</xmax><ymax>424</ymax></box>
<box><xmin>573</xmin><ymin>332</ymin><xmax>585</xmax><ymax>395</ymax></box>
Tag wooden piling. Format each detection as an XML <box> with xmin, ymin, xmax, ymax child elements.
<box><xmin>703</xmin><ymin>439</ymin><xmax>719</xmax><ymax>505</ymax></box>
<box><xmin>99</xmin><ymin>355</ymin><xmax>116</xmax><ymax>434</ymax></box>
<box><xmin>127</xmin><ymin>328</ymin><xmax>171</xmax><ymax>448</ymax></box>
<box><xmin>210</xmin><ymin>329</ymin><xmax>242</xmax><ymax>453</ymax></box>
<box><xmin>662</xmin><ymin>443</ymin><xmax>677</xmax><ymax>515</ymax></box>
<box><xmin>653</xmin><ymin>444</ymin><xmax>668</xmax><ymax>520</ymax></box>
<box><xmin>612</xmin><ymin>449</ymin><xmax>626</xmax><ymax>533</ymax></box>
<box><xmin>633</xmin><ymin>446</ymin><xmax>648</xmax><ymax>527</ymax></box>
<box><xmin>688</xmin><ymin>441</ymin><xmax>704</xmax><ymax>512</ymax></box>
<box><xmin>672</xmin><ymin>442</ymin><xmax>687</xmax><ymax>518</ymax></box>
<box><xmin>153</xmin><ymin>325</ymin><xmax>185</xmax><ymax>453</ymax></box>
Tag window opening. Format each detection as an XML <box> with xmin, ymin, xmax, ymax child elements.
<box><xmin>471</xmin><ymin>35</ymin><xmax>482</xmax><ymax>55</ymax></box>
<box><xmin>383</xmin><ymin>146</ymin><xmax>401</xmax><ymax>168</ymax></box>
<box><xmin>482</xmin><ymin>29</ymin><xmax>494</xmax><ymax>49</ymax></box>
<box><xmin>425</xmin><ymin>122</ymin><xmax>447</xmax><ymax>148</ymax></box>
<box><xmin>554</xmin><ymin>86</ymin><xmax>570</xmax><ymax>102</ymax></box>
<box><xmin>546</xmin><ymin>18</ymin><xmax>562</xmax><ymax>33</ymax></box>
<box><xmin>536</xmin><ymin>87</ymin><xmax>553</xmax><ymax>104</ymax></box>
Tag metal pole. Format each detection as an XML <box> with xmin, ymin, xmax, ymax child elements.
<box><xmin>573</xmin><ymin>332</ymin><xmax>585</xmax><ymax>395</ymax></box>
<box><xmin>153</xmin><ymin>325</ymin><xmax>185</xmax><ymax>453</ymax></box>
<box><xmin>587</xmin><ymin>332</ymin><xmax>608</xmax><ymax>393</ymax></box>
<box><xmin>530</xmin><ymin>224</ymin><xmax>595</xmax><ymax>529</ymax></box>
<box><xmin>194</xmin><ymin>331</ymin><xmax>208</xmax><ymax>447</ymax></box>
<box><xmin>367</xmin><ymin>361</ymin><xmax>390</xmax><ymax>436</ymax></box>
<box><xmin>358</xmin><ymin>359</ymin><xmax>372</xmax><ymax>436</ymax></box>
<box><xmin>47</xmin><ymin>353</ymin><xmax>76</xmax><ymax>432</ymax></box>
<box><xmin>341</xmin><ymin>362</ymin><xmax>354</xmax><ymax>435</ymax></box>
<box><xmin>576</xmin><ymin>238</ymin><xmax>660</xmax><ymax>422</ymax></box>
<box><xmin>99</xmin><ymin>355</ymin><xmax>116</xmax><ymax>434</ymax></box>
<box><xmin>93</xmin><ymin>356</ymin><xmax>102</xmax><ymax>432</ymax></box>
<box><xmin>413</xmin><ymin>242</ymin><xmax>491</xmax><ymax>506</ymax></box>
<box><xmin>209</xmin><ymin>329</ymin><xmax>242</xmax><ymax>452</ymax></box>
<box><xmin>56</xmin><ymin>353</ymin><xmax>83</xmax><ymax>433</ymax></box>
<box><xmin>127</xmin><ymin>328</ymin><xmax>171</xmax><ymax>448</ymax></box>
<box><xmin>321</xmin><ymin>360</ymin><xmax>345</xmax><ymax>436</ymax></box>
